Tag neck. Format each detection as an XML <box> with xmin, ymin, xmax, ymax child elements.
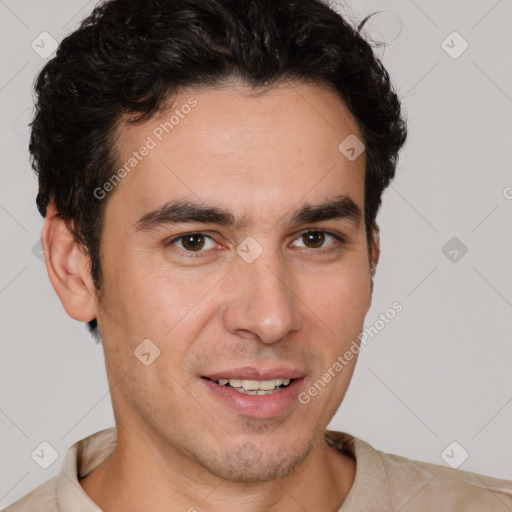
<box><xmin>79</xmin><ymin>428</ymin><xmax>355</xmax><ymax>512</ymax></box>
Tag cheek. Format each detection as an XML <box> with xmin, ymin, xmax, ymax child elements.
<box><xmin>311</xmin><ymin>264</ymin><xmax>371</xmax><ymax>332</ymax></box>
<box><xmin>100</xmin><ymin>241</ymin><xmax>195</xmax><ymax>333</ymax></box>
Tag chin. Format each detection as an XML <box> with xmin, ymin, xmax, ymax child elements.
<box><xmin>193</xmin><ymin>439</ymin><xmax>314</xmax><ymax>483</ymax></box>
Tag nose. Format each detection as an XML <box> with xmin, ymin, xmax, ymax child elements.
<box><xmin>221</xmin><ymin>250</ymin><xmax>303</xmax><ymax>344</ymax></box>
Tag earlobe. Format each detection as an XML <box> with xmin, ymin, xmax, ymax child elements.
<box><xmin>370</xmin><ymin>225</ymin><xmax>380</xmax><ymax>277</ymax></box>
<box><xmin>42</xmin><ymin>203</ymin><xmax>97</xmax><ymax>322</ymax></box>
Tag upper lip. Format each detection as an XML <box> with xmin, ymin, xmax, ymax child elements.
<box><xmin>204</xmin><ymin>366</ymin><xmax>305</xmax><ymax>381</ymax></box>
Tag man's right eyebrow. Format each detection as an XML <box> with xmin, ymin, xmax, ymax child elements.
<box><xmin>134</xmin><ymin>200</ymin><xmax>251</xmax><ymax>232</ymax></box>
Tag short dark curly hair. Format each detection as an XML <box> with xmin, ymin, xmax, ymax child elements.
<box><xmin>30</xmin><ymin>0</ymin><xmax>407</xmax><ymax>341</ymax></box>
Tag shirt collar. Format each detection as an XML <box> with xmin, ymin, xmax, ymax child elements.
<box><xmin>56</xmin><ymin>427</ymin><xmax>117</xmax><ymax>512</ymax></box>
<box><xmin>325</xmin><ymin>430</ymin><xmax>393</xmax><ymax>511</ymax></box>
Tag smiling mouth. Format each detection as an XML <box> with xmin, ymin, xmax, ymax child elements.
<box><xmin>204</xmin><ymin>377</ymin><xmax>294</xmax><ymax>395</ymax></box>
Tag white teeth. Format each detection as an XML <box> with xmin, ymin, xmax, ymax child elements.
<box><xmin>214</xmin><ymin>378</ymin><xmax>292</xmax><ymax>391</ymax></box>
<box><xmin>258</xmin><ymin>380</ymin><xmax>276</xmax><ymax>391</ymax></box>
<box><xmin>241</xmin><ymin>380</ymin><xmax>261</xmax><ymax>390</ymax></box>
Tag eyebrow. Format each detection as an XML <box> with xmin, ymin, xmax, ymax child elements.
<box><xmin>134</xmin><ymin>194</ymin><xmax>363</xmax><ymax>233</ymax></box>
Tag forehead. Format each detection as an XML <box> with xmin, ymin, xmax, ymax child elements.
<box><xmin>107</xmin><ymin>79</ymin><xmax>366</xmax><ymax>227</ymax></box>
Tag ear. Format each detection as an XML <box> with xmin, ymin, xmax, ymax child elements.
<box><xmin>366</xmin><ymin>224</ymin><xmax>381</xmax><ymax>313</ymax></box>
<box><xmin>41</xmin><ymin>203</ymin><xmax>97</xmax><ymax>322</ymax></box>
<box><xmin>369</xmin><ymin>224</ymin><xmax>380</xmax><ymax>277</ymax></box>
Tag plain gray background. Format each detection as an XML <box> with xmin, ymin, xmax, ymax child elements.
<box><xmin>1</xmin><ymin>0</ymin><xmax>511</xmax><ymax>507</ymax></box>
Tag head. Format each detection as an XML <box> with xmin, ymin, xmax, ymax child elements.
<box><xmin>32</xmin><ymin>0</ymin><xmax>406</xmax><ymax>483</ymax></box>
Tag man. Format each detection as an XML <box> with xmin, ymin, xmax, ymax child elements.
<box><xmin>5</xmin><ymin>0</ymin><xmax>512</xmax><ymax>510</ymax></box>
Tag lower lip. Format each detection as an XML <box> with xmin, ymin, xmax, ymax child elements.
<box><xmin>202</xmin><ymin>378</ymin><xmax>304</xmax><ymax>419</ymax></box>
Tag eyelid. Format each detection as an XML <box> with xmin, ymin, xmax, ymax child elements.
<box><xmin>166</xmin><ymin>229</ymin><xmax>346</xmax><ymax>257</ymax></box>
<box><xmin>295</xmin><ymin>228</ymin><xmax>346</xmax><ymax>244</ymax></box>
<box><xmin>165</xmin><ymin>231</ymin><xmax>219</xmax><ymax>258</ymax></box>
<box><xmin>289</xmin><ymin>229</ymin><xmax>345</xmax><ymax>253</ymax></box>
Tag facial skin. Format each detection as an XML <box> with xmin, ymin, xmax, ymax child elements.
<box><xmin>44</xmin><ymin>79</ymin><xmax>380</xmax><ymax>511</ymax></box>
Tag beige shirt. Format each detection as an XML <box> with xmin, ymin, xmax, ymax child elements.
<box><xmin>4</xmin><ymin>427</ymin><xmax>512</xmax><ymax>511</ymax></box>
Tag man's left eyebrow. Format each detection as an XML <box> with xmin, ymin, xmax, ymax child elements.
<box><xmin>290</xmin><ymin>195</ymin><xmax>363</xmax><ymax>228</ymax></box>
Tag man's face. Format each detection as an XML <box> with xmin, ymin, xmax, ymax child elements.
<box><xmin>95</xmin><ymin>80</ymin><xmax>374</xmax><ymax>482</ymax></box>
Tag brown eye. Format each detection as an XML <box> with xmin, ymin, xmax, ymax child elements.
<box><xmin>181</xmin><ymin>234</ymin><xmax>206</xmax><ymax>251</ymax></box>
<box><xmin>291</xmin><ymin>230</ymin><xmax>344</xmax><ymax>251</ymax></box>
<box><xmin>302</xmin><ymin>231</ymin><xmax>326</xmax><ymax>249</ymax></box>
<box><xmin>168</xmin><ymin>233</ymin><xmax>216</xmax><ymax>255</ymax></box>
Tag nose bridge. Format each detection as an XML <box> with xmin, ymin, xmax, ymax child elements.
<box><xmin>223</xmin><ymin>242</ymin><xmax>301</xmax><ymax>343</ymax></box>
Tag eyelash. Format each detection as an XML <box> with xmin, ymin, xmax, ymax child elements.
<box><xmin>165</xmin><ymin>229</ymin><xmax>346</xmax><ymax>259</ymax></box>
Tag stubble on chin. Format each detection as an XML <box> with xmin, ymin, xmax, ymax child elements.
<box><xmin>189</xmin><ymin>437</ymin><xmax>315</xmax><ymax>484</ymax></box>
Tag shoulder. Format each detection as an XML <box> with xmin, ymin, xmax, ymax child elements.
<box><xmin>2</xmin><ymin>477</ymin><xmax>59</xmax><ymax>512</ymax></box>
<box><xmin>325</xmin><ymin>430</ymin><xmax>512</xmax><ymax>511</ymax></box>
<box><xmin>378</xmin><ymin>449</ymin><xmax>512</xmax><ymax>511</ymax></box>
